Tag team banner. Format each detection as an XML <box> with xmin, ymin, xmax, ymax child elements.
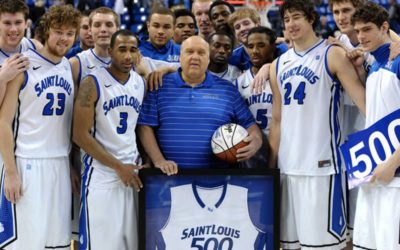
<box><xmin>340</xmin><ymin>109</ymin><xmax>400</xmax><ymax>189</ymax></box>
<box><xmin>139</xmin><ymin>168</ymin><xmax>280</xmax><ymax>250</ymax></box>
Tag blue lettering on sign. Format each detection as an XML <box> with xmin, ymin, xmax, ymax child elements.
<box><xmin>340</xmin><ymin>108</ymin><xmax>400</xmax><ymax>189</ymax></box>
<box><xmin>103</xmin><ymin>95</ymin><xmax>142</xmax><ymax>116</ymax></box>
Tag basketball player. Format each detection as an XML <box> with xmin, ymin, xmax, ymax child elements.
<box><xmin>209</xmin><ymin>0</ymin><xmax>235</xmax><ymax>31</ymax></box>
<box><xmin>351</xmin><ymin>3</ymin><xmax>400</xmax><ymax>249</ymax></box>
<box><xmin>173</xmin><ymin>8</ymin><xmax>196</xmax><ymax>45</ymax></box>
<box><xmin>73</xmin><ymin>29</ymin><xmax>144</xmax><ymax>250</ymax></box>
<box><xmin>0</xmin><ymin>5</ymin><xmax>80</xmax><ymax>249</ymax></box>
<box><xmin>208</xmin><ymin>30</ymin><xmax>241</xmax><ymax>83</ymax></box>
<box><xmin>66</xmin><ymin>10</ymin><xmax>94</xmax><ymax>58</ymax></box>
<box><xmin>138</xmin><ymin>36</ymin><xmax>262</xmax><ymax>175</ymax></box>
<box><xmin>268</xmin><ymin>0</ymin><xmax>365</xmax><ymax>249</ymax></box>
<box><xmin>192</xmin><ymin>0</ymin><xmax>214</xmax><ymax>39</ymax></box>
<box><xmin>70</xmin><ymin>7</ymin><xmax>119</xmax><ymax>85</ymax></box>
<box><xmin>0</xmin><ymin>0</ymin><xmax>41</xmax><ymax>105</ymax></box>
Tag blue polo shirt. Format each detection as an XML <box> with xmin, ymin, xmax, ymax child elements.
<box><xmin>229</xmin><ymin>43</ymin><xmax>289</xmax><ymax>71</ymax></box>
<box><xmin>138</xmin><ymin>69</ymin><xmax>255</xmax><ymax>169</ymax></box>
<box><xmin>139</xmin><ymin>39</ymin><xmax>181</xmax><ymax>63</ymax></box>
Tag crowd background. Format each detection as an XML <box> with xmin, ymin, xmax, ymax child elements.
<box><xmin>24</xmin><ymin>0</ymin><xmax>400</xmax><ymax>42</ymax></box>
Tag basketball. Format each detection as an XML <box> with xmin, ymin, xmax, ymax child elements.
<box><xmin>211</xmin><ymin>123</ymin><xmax>249</xmax><ymax>163</ymax></box>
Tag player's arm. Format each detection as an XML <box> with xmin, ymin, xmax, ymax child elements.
<box><xmin>69</xmin><ymin>56</ymin><xmax>81</xmax><ymax>88</ymax></box>
<box><xmin>0</xmin><ymin>73</ymin><xmax>26</xmax><ymax>203</ymax></box>
<box><xmin>72</xmin><ymin>76</ymin><xmax>142</xmax><ymax>190</ymax></box>
<box><xmin>236</xmin><ymin>124</ymin><xmax>262</xmax><ymax>161</ymax></box>
<box><xmin>0</xmin><ymin>54</ymin><xmax>30</xmax><ymax>106</ymax></box>
<box><xmin>327</xmin><ymin>46</ymin><xmax>366</xmax><ymax>115</ymax></box>
<box><xmin>251</xmin><ymin>63</ymin><xmax>271</xmax><ymax>95</ymax></box>
<box><xmin>137</xmin><ymin>125</ymin><xmax>178</xmax><ymax>175</ymax></box>
<box><xmin>267</xmin><ymin>59</ymin><xmax>281</xmax><ymax>168</ymax></box>
<box><xmin>146</xmin><ymin>66</ymin><xmax>178</xmax><ymax>91</ymax></box>
<box><xmin>370</xmin><ymin>145</ymin><xmax>400</xmax><ymax>183</ymax></box>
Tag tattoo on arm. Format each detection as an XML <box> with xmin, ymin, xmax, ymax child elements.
<box><xmin>77</xmin><ymin>77</ymin><xmax>96</xmax><ymax>108</ymax></box>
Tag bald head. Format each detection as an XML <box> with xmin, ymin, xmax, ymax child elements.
<box><xmin>180</xmin><ymin>36</ymin><xmax>210</xmax><ymax>85</ymax></box>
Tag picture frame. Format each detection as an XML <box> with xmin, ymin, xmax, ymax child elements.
<box><xmin>139</xmin><ymin>168</ymin><xmax>280</xmax><ymax>250</ymax></box>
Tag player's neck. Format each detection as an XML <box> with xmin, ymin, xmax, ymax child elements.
<box><xmin>293</xmin><ymin>33</ymin><xmax>320</xmax><ymax>52</ymax></box>
<box><xmin>208</xmin><ymin>62</ymin><xmax>228</xmax><ymax>74</ymax></box>
<box><xmin>251</xmin><ymin>66</ymin><xmax>260</xmax><ymax>75</ymax></box>
<box><xmin>0</xmin><ymin>39</ymin><xmax>21</xmax><ymax>54</ymax></box>
<box><xmin>107</xmin><ymin>66</ymin><xmax>130</xmax><ymax>84</ymax></box>
<box><xmin>38</xmin><ymin>46</ymin><xmax>63</xmax><ymax>64</ymax></box>
<box><xmin>80</xmin><ymin>42</ymin><xmax>92</xmax><ymax>51</ymax></box>
<box><xmin>346</xmin><ymin>31</ymin><xmax>359</xmax><ymax>47</ymax></box>
<box><xmin>93</xmin><ymin>44</ymin><xmax>109</xmax><ymax>58</ymax></box>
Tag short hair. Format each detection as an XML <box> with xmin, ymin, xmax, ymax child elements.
<box><xmin>174</xmin><ymin>8</ymin><xmax>196</xmax><ymax>27</ymax></box>
<box><xmin>149</xmin><ymin>7</ymin><xmax>175</xmax><ymax>24</ymax></box>
<box><xmin>42</xmin><ymin>5</ymin><xmax>81</xmax><ymax>42</ymax></box>
<box><xmin>228</xmin><ymin>7</ymin><xmax>260</xmax><ymax>28</ymax></box>
<box><xmin>191</xmin><ymin>0</ymin><xmax>213</xmax><ymax>12</ymax></box>
<box><xmin>351</xmin><ymin>1</ymin><xmax>389</xmax><ymax>27</ymax></box>
<box><xmin>110</xmin><ymin>29</ymin><xmax>139</xmax><ymax>48</ymax></box>
<box><xmin>209</xmin><ymin>0</ymin><xmax>235</xmax><ymax>18</ymax></box>
<box><xmin>208</xmin><ymin>29</ymin><xmax>235</xmax><ymax>48</ymax></box>
<box><xmin>279</xmin><ymin>0</ymin><xmax>319</xmax><ymax>29</ymax></box>
<box><xmin>81</xmin><ymin>9</ymin><xmax>92</xmax><ymax>18</ymax></box>
<box><xmin>328</xmin><ymin>0</ymin><xmax>365</xmax><ymax>11</ymax></box>
<box><xmin>89</xmin><ymin>7</ymin><xmax>120</xmax><ymax>27</ymax></box>
<box><xmin>0</xmin><ymin>0</ymin><xmax>29</xmax><ymax>20</ymax></box>
<box><xmin>247</xmin><ymin>26</ymin><xmax>277</xmax><ymax>45</ymax></box>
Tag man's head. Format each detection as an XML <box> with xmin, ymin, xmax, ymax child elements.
<box><xmin>79</xmin><ymin>10</ymin><xmax>94</xmax><ymax>49</ymax></box>
<box><xmin>180</xmin><ymin>36</ymin><xmax>210</xmax><ymax>81</ymax></box>
<box><xmin>108</xmin><ymin>29</ymin><xmax>140</xmax><ymax>74</ymax></box>
<box><xmin>173</xmin><ymin>8</ymin><xmax>196</xmax><ymax>44</ymax></box>
<box><xmin>245</xmin><ymin>26</ymin><xmax>276</xmax><ymax>68</ymax></box>
<box><xmin>0</xmin><ymin>0</ymin><xmax>29</xmax><ymax>49</ymax></box>
<box><xmin>192</xmin><ymin>0</ymin><xmax>214</xmax><ymax>38</ymax></box>
<box><xmin>89</xmin><ymin>7</ymin><xmax>119</xmax><ymax>49</ymax></box>
<box><xmin>42</xmin><ymin>5</ymin><xmax>81</xmax><ymax>57</ymax></box>
<box><xmin>147</xmin><ymin>7</ymin><xmax>175</xmax><ymax>49</ymax></box>
<box><xmin>208</xmin><ymin>30</ymin><xmax>234</xmax><ymax>66</ymax></box>
<box><xmin>209</xmin><ymin>0</ymin><xmax>235</xmax><ymax>30</ymax></box>
<box><xmin>352</xmin><ymin>1</ymin><xmax>389</xmax><ymax>52</ymax></box>
<box><xmin>228</xmin><ymin>7</ymin><xmax>260</xmax><ymax>44</ymax></box>
<box><xmin>280</xmin><ymin>0</ymin><xmax>319</xmax><ymax>42</ymax></box>
<box><xmin>330</xmin><ymin>0</ymin><xmax>364</xmax><ymax>35</ymax></box>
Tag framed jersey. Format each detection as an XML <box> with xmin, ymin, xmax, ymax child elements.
<box><xmin>139</xmin><ymin>168</ymin><xmax>280</xmax><ymax>250</ymax></box>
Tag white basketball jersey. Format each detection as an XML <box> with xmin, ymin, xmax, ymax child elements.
<box><xmin>75</xmin><ymin>48</ymin><xmax>110</xmax><ymax>83</ymax></box>
<box><xmin>276</xmin><ymin>39</ymin><xmax>342</xmax><ymax>175</ymax></box>
<box><xmin>14</xmin><ymin>49</ymin><xmax>74</xmax><ymax>158</ymax></box>
<box><xmin>159</xmin><ymin>183</ymin><xmax>266</xmax><ymax>250</ymax></box>
<box><xmin>338</xmin><ymin>34</ymin><xmax>374</xmax><ymax>72</ymax></box>
<box><xmin>86</xmin><ymin>67</ymin><xmax>145</xmax><ymax>173</ymax></box>
<box><xmin>0</xmin><ymin>37</ymin><xmax>36</xmax><ymax>64</ymax></box>
<box><xmin>209</xmin><ymin>64</ymin><xmax>242</xmax><ymax>84</ymax></box>
<box><xmin>142</xmin><ymin>56</ymin><xmax>180</xmax><ymax>73</ymax></box>
<box><xmin>236</xmin><ymin>69</ymin><xmax>272</xmax><ymax>136</ymax></box>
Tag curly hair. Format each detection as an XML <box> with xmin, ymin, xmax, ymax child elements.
<box><xmin>0</xmin><ymin>0</ymin><xmax>29</xmax><ymax>20</ymax></box>
<box><xmin>42</xmin><ymin>5</ymin><xmax>81</xmax><ymax>41</ymax></box>
<box><xmin>279</xmin><ymin>0</ymin><xmax>319</xmax><ymax>29</ymax></box>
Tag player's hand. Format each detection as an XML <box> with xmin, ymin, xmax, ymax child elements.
<box><xmin>4</xmin><ymin>171</ymin><xmax>23</xmax><ymax>204</ymax></box>
<box><xmin>370</xmin><ymin>162</ymin><xmax>397</xmax><ymax>183</ymax></box>
<box><xmin>325</xmin><ymin>36</ymin><xmax>347</xmax><ymax>50</ymax></box>
<box><xmin>236</xmin><ymin>134</ymin><xmax>262</xmax><ymax>162</ymax></box>
<box><xmin>147</xmin><ymin>67</ymin><xmax>177</xmax><ymax>91</ymax></box>
<box><xmin>251</xmin><ymin>63</ymin><xmax>270</xmax><ymax>95</ymax></box>
<box><xmin>389</xmin><ymin>41</ymin><xmax>400</xmax><ymax>61</ymax></box>
<box><xmin>115</xmin><ymin>164</ymin><xmax>143</xmax><ymax>191</ymax></box>
<box><xmin>133</xmin><ymin>52</ymin><xmax>150</xmax><ymax>78</ymax></box>
<box><xmin>346</xmin><ymin>48</ymin><xmax>365</xmax><ymax>68</ymax></box>
<box><xmin>0</xmin><ymin>53</ymin><xmax>29</xmax><ymax>83</ymax></box>
<box><xmin>154</xmin><ymin>160</ymin><xmax>178</xmax><ymax>176</ymax></box>
<box><xmin>70</xmin><ymin>165</ymin><xmax>81</xmax><ymax>196</ymax></box>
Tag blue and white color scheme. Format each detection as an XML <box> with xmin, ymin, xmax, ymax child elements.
<box><xmin>141</xmin><ymin>56</ymin><xmax>180</xmax><ymax>73</ymax></box>
<box><xmin>0</xmin><ymin>37</ymin><xmax>36</xmax><ymax>65</ymax></box>
<box><xmin>139</xmin><ymin>40</ymin><xmax>180</xmax><ymax>63</ymax></box>
<box><xmin>138</xmin><ymin>69</ymin><xmax>255</xmax><ymax>169</ymax></box>
<box><xmin>276</xmin><ymin>39</ymin><xmax>343</xmax><ymax>175</ymax></box>
<box><xmin>209</xmin><ymin>64</ymin><xmax>242</xmax><ymax>84</ymax></box>
<box><xmin>157</xmin><ymin>183</ymin><xmax>267</xmax><ymax>249</ymax></box>
<box><xmin>75</xmin><ymin>48</ymin><xmax>111</xmax><ymax>83</ymax></box>
<box><xmin>236</xmin><ymin>69</ymin><xmax>272</xmax><ymax>136</ymax></box>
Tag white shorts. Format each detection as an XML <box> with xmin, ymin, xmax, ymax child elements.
<box><xmin>353</xmin><ymin>184</ymin><xmax>400</xmax><ymax>250</ymax></box>
<box><xmin>0</xmin><ymin>157</ymin><xmax>71</xmax><ymax>250</ymax></box>
<box><xmin>346</xmin><ymin>186</ymin><xmax>358</xmax><ymax>238</ymax></box>
<box><xmin>280</xmin><ymin>174</ymin><xmax>347</xmax><ymax>250</ymax></box>
<box><xmin>79</xmin><ymin>165</ymin><xmax>138</xmax><ymax>250</ymax></box>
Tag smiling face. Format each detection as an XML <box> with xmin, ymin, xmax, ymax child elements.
<box><xmin>233</xmin><ymin>17</ymin><xmax>258</xmax><ymax>44</ymax></box>
<box><xmin>283</xmin><ymin>10</ymin><xmax>314</xmax><ymax>42</ymax></box>
<box><xmin>354</xmin><ymin>21</ymin><xmax>388</xmax><ymax>52</ymax></box>
<box><xmin>46</xmin><ymin>25</ymin><xmax>77</xmax><ymax>57</ymax></box>
<box><xmin>90</xmin><ymin>13</ymin><xmax>118</xmax><ymax>48</ymax></box>
<box><xmin>332</xmin><ymin>1</ymin><xmax>356</xmax><ymax>35</ymax></box>
<box><xmin>180</xmin><ymin>36</ymin><xmax>210</xmax><ymax>81</ymax></box>
<box><xmin>147</xmin><ymin>13</ymin><xmax>174</xmax><ymax>48</ymax></box>
<box><xmin>0</xmin><ymin>12</ymin><xmax>27</xmax><ymax>50</ymax></box>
